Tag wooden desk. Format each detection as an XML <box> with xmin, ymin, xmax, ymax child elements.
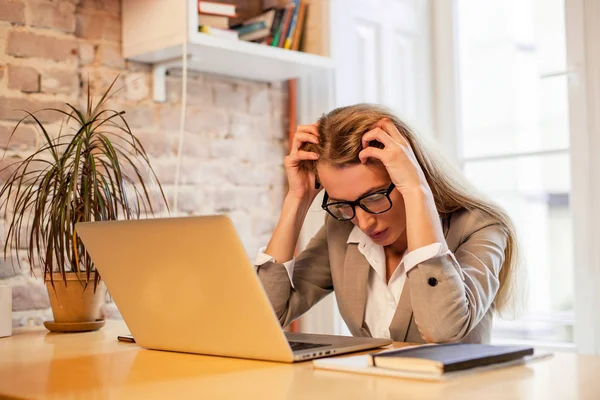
<box><xmin>0</xmin><ymin>320</ymin><xmax>599</xmax><ymax>399</ymax></box>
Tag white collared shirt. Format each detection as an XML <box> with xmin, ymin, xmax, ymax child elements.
<box><xmin>255</xmin><ymin>226</ymin><xmax>446</xmax><ymax>339</ymax></box>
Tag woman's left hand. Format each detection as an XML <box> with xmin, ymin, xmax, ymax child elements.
<box><xmin>358</xmin><ymin>118</ymin><xmax>429</xmax><ymax>195</ymax></box>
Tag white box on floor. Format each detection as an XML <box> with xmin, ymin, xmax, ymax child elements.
<box><xmin>0</xmin><ymin>286</ymin><xmax>12</xmax><ymax>337</ymax></box>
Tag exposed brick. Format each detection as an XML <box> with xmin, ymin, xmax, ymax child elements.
<box><xmin>81</xmin><ymin>71</ymin><xmax>125</xmax><ymax>101</ymax></box>
<box><xmin>226</xmin><ymin>164</ymin><xmax>282</xmax><ymax>187</ymax></box>
<box><xmin>78</xmin><ymin>42</ymin><xmax>95</xmax><ymax>66</ymax></box>
<box><xmin>41</xmin><ymin>68</ymin><xmax>79</xmax><ymax>95</ymax></box>
<box><xmin>0</xmin><ymin>257</ymin><xmax>19</xmax><ymax>279</ymax></box>
<box><xmin>79</xmin><ymin>0</ymin><xmax>120</xmax><ymax>15</ymax></box>
<box><xmin>126</xmin><ymin>73</ymin><xmax>149</xmax><ymax>101</ymax></box>
<box><xmin>119</xmin><ymin>104</ymin><xmax>154</xmax><ymax>129</ymax></box>
<box><xmin>249</xmin><ymin>88</ymin><xmax>271</xmax><ymax>114</ymax></box>
<box><xmin>77</xmin><ymin>11</ymin><xmax>120</xmax><ymax>42</ymax></box>
<box><xmin>0</xmin><ymin>123</ymin><xmax>38</xmax><ymax>151</ymax></box>
<box><xmin>209</xmin><ymin>139</ymin><xmax>246</xmax><ymax>160</ymax></box>
<box><xmin>230</xmin><ymin>113</ymin><xmax>269</xmax><ymax>139</ymax></box>
<box><xmin>158</xmin><ymin>106</ymin><xmax>181</xmax><ymax>130</ymax></box>
<box><xmin>0</xmin><ymin>0</ymin><xmax>25</xmax><ymax>25</ymax></box>
<box><xmin>253</xmin><ymin>215</ymin><xmax>275</xmax><ymax>236</ymax></box>
<box><xmin>0</xmin><ymin>157</ymin><xmax>51</xmax><ymax>185</ymax></box>
<box><xmin>185</xmin><ymin>107</ymin><xmax>228</xmax><ymax>137</ymax></box>
<box><xmin>103</xmin><ymin>15</ymin><xmax>121</xmax><ymax>42</ymax></box>
<box><xmin>0</xmin><ymin>97</ymin><xmax>66</xmax><ymax>123</ymax></box>
<box><xmin>271</xmin><ymin>111</ymin><xmax>286</xmax><ymax>139</ymax></box>
<box><xmin>176</xmin><ymin>187</ymin><xmax>206</xmax><ymax>214</ymax></box>
<box><xmin>98</xmin><ymin>43</ymin><xmax>124</xmax><ymax>69</ymax></box>
<box><xmin>30</xmin><ymin>0</ymin><xmax>76</xmax><ymax>33</ymax></box>
<box><xmin>166</xmin><ymin>77</ymin><xmax>213</xmax><ymax>106</ymax></box>
<box><xmin>12</xmin><ymin>281</ymin><xmax>50</xmax><ymax>311</ymax></box>
<box><xmin>180</xmin><ymin>132</ymin><xmax>210</xmax><ymax>159</ymax></box>
<box><xmin>213</xmin><ymin>82</ymin><xmax>248</xmax><ymax>112</ymax></box>
<box><xmin>75</xmin><ymin>10</ymin><xmax>101</xmax><ymax>39</ymax></box>
<box><xmin>205</xmin><ymin>188</ymin><xmax>239</xmax><ymax>212</ymax></box>
<box><xmin>0</xmin><ymin>97</ymin><xmax>68</xmax><ymax>123</ymax></box>
<box><xmin>152</xmin><ymin>158</ymin><xmax>177</xmax><ymax>185</ymax></box>
<box><xmin>238</xmin><ymin>187</ymin><xmax>271</xmax><ymax>211</ymax></box>
<box><xmin>244</xmin><ymin>140</ymin><xmax>286</xmax><ymax>164</ymax></box>
<box><xmin>7</xmin><ymin>31</ymin><xmax>77</xmax><ymax>62</ymax></box>
<box><xmin>136</xmin><ymin>131</ymin><xmax>174</xmax><ymax>157</ymax></box>
<box><xmin>180</xmin><ymin>160</ymin><xmax>227</xmax><ymax>186</ymax></box>
<box><xmin>7</xmin><ymin>65</ymin><xmax>40</xmax><ymax>93</ymax></box>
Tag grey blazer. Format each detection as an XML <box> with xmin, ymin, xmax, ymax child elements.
<box><xmin>257</xmin><ymin>208</ymin><xmax>508</xmax><ymax>344</ymax></box>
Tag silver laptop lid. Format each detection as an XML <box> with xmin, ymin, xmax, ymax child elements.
<box><xmin>76</xmin><ymin>215</ymin><xmax>295</xmax><ymax>362</ymax></box>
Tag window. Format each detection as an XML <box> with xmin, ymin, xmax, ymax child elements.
<box><xmin>455</xmin><ymin>0</ymin><xmax>574</xmax><ymax>345</ymax></box>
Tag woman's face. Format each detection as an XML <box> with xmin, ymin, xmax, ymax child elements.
<box><xmin>317</xmin><ymin>162</ymin><xmax>406</xmax><ymax>247</ymax></box>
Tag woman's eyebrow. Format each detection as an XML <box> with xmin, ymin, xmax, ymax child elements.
<box><xmin>329</xmin><ymin>184</ymin><xmax>389</xmax><ymax>202</ymax></box>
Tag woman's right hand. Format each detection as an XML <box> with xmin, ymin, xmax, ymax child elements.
<box><xmin>284</xmin><ymin>123</ymin><xmax>321</xmax><ymax>202</ymax></box>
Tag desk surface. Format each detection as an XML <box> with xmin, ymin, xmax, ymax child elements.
<box><xmin>1</xmin><ymin>320</ymin><xmax>599</xmax><ymax>399</ymax></box>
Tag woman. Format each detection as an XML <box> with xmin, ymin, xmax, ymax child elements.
<box><xmin>255</xmin><ymin>104</ymin><xmax>522</xmax><ymax>344</ymax></box>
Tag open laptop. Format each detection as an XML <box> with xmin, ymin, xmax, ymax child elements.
<box><xmin>76</xmin><ymin>215</ymin><xmax>392</xmax><ymax>363</ymax></box>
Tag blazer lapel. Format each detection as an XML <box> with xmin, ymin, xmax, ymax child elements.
<box><xmin>342</xmin><ymin>243</ymin><xmax>370</xmax><ymax>335</ymax></box>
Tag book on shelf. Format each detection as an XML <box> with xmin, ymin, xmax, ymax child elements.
<box><xmin>275</xmin><ymin>3</ymin><xmax>295</xmax><ymax>47</ymax></box>
<box><xmin>198</xmin><ymin>13</ymin><xmax>230</xmax><ymax>30</ymax></box>
<box><xmin>314</xmin><ymin>343</ymin><xmax>546</xmax><ymax>381</ymax></box>
<box><xmin>291</xmin><ymin>1</ymin><xmax>308</xmax><ymax>50</ymax></box>
<box><xmin>283</xmin><ymin>0</ymin><xmax>301</xmax><ymax>49</ymax></box>
<box><xmin>197</xmin><ymin>1</ymin><xmax>237</xmax><ymax>17</ymax></box>
<box><xmin>198</xmin><ymin>25</ymin><xmax>239</xmax><ymax>41</ymax></box>
<box><xmin>231</xmin><ymin>8</ymin><xmax>278</xmax><ymax>42</ymax></box>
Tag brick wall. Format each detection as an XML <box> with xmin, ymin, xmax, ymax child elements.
<box><xmin>0</xmin><ymin>0</ymin><xmax>289</xmax><ymax>326</ymax></box>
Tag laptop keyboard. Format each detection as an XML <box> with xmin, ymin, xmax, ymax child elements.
<box><xmin>288</xmin><ymin>341</ymin><xmax>329</xmax><ymax>352</ymax></box>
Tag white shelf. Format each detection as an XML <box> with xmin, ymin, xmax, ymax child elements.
<box><xmin>131</xmin><ymin>32</ymin><xmax>334</xmax><ymax>81</ymax></box>
<box><xmin>122</xmin><ymin>0</ymin><xmax>334</xmax><ymax>102</ymax></box>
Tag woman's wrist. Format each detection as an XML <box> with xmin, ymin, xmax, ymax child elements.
<box><xmin>398</xmin><ymin>183</ymin><xmax>432</xmax><ymax>200</ymax></box>
<box><xmin>284</xmin><ymin>191</ymin><xmax>316</xmax><ymax>212</ymax></box>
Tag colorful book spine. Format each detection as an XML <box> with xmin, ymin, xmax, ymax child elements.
<box><xmin>271</xmin><ymin>6</ymin><xmax>290</xmax><ymax>47</ymax></box>
<box><xmin>283</xmin><ymin>0</ymin><xmax>301</xmax><ymax>49</ymax></box>
<box><xmin>291</xmin><ymin>1</ymin><xmax>307</xmax><ymax>50</ymax></box>
<box><xmin>277</xmin><ymin>3</ymin><xmax>295</xmax><ymax>47</ymax></box>
<box><xmin>233</xmin><ymin>21</ymin><xmax>267</xmax><ymax>36</ymax></box>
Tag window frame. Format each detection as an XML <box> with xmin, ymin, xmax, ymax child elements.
<box><xmin>432</xmin><ymin>0</ymin><xmax>600</xmax><ymax>354</ymax></box>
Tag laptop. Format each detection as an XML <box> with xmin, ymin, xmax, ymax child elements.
<box><xmin>75</xmin><ymin>215</ymin><xmax>392</xmax><ymax>363</ymax></box>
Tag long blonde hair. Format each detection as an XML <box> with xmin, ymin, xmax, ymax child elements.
<box><xmin>299</xmin><ymin>104</ymin><xmax>524</xmax><ymax>317</ymax></box>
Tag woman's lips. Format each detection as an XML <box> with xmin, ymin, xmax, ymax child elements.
<box><xmin>368</xmin><ymin>229</ymin><xmax>388</xmax><ymax>241</ymax></box>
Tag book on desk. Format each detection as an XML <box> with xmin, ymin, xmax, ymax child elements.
<box><xmin>313</xmin><ymin>343</ymin><xmax>552</xmax><ymax>381</ymax></box>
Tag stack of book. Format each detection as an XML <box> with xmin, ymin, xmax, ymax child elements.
<box><xmin>197</xmin><ymin>1</ymin><xmax>239</xmax><ymax>40</ymax></box>
<box><xmin>231</xmin><ymin>0</ymin><xmax>309</xmax><ymax>51</ymax></box>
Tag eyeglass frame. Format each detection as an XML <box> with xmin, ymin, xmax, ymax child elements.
<box><xmin>320</xmin><ymin>182</ymin><xmax>397</xmax><ymax>221</ymax></box>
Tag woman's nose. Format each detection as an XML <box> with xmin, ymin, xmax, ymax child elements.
<box><xmin>353</xmin><ymin>207</ymin><xmax>375</xmax><ymax>231</ymax></box>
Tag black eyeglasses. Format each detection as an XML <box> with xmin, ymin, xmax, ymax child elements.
<box><xmin>321</xmin><ymin>183</ymin><xmax>396</xmax><ymax>221</ymax></box>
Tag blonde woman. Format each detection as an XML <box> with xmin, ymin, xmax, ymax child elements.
<box><xmin>255</xmin><ymin>104</ymin><xmax>522</xmax><ymax>344</ymax></box>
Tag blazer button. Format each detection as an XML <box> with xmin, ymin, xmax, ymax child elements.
<box><xmin>428</xmin><ymin>277</ymin><xmax>438</xmax><ymax>287</ymax></box>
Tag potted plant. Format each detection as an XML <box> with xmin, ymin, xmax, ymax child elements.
<box><xmin>0</xmin><ymin>78</ymin><xmax>168</xmax><ymax>332</ymax></box>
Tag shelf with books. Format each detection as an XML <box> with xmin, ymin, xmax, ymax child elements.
<box><xmin>122</xmin><ymin>0</ymin><xmax>333</xmax><ymax>102</ymax></box>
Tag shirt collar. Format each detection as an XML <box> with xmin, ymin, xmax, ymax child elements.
<box><xmin>347</xmin><ymin>225</ymin><xmax>368</xmax><ymax>244</ymax></box>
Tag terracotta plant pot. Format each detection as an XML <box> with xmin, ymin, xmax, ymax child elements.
<box><xmin>45</xmin><ymin>272</ymin><xmax>106</xmax><ymax>331</ymax></box>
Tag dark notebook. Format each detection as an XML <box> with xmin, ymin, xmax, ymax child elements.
<box><xmin>370</xmin><ymin>343</ymin><xmax>534</xmax><ymax>375</ymax></box>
